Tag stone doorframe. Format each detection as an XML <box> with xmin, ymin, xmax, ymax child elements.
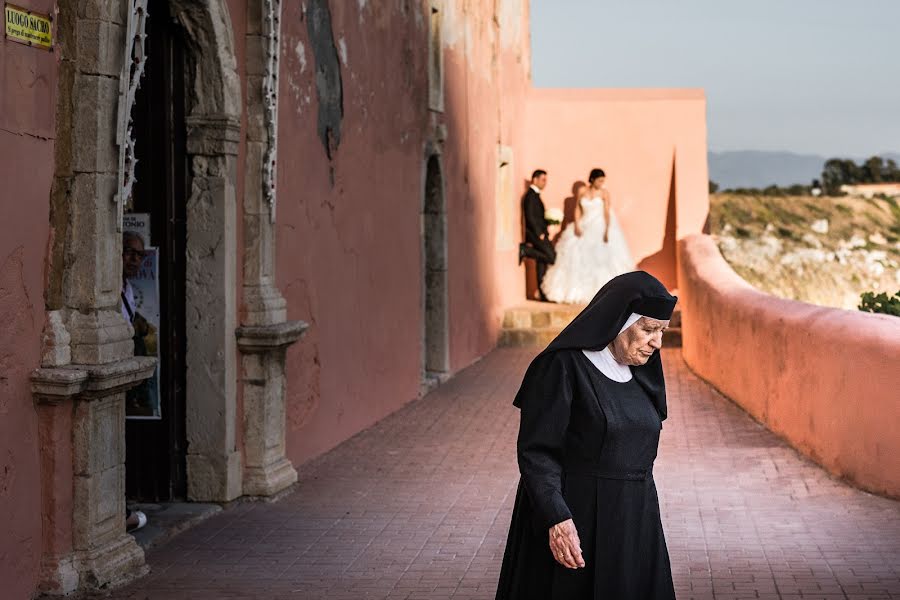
<box><xmin>31</xmin><ymin>0</ymin><xmax>303</xmax><ymax>594</ymax></box>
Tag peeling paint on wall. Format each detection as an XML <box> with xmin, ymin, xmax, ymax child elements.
<box><xmin>305</xmin><ymin>0</ymin><xmax>344</xmax><ymax>163</ymax></box>
<box><xmin>338</xmin><ymin>37</ymin><xmax>348</xmax><ymax>66</ymax></box>
<box><xmin>294</xmin><ymin>40</ymin><xmax>307</xmax><ymax>72</ymax></box>
<box><xmin>498</xmin><ymin>0</ymin><xmax>523</xmax><ymax>48</ymax></box>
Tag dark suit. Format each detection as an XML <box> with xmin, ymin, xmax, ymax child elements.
<box><xmin>521</xmin><ymin>187</ymin><xmax>556</xmax><ymax>299</ymax></box>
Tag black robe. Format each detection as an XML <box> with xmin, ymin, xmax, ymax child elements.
<box><xmin>497</xmin><ymin>271</ymin><xmax>678</xmax><ymax>599</ymax></box>
<box><xmin>496</xmin><ymin>350</ymin><xmax>675</xmax><ymax>599</ymax></box>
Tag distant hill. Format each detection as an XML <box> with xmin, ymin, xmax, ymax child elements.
<box><xmin>708</xmin><ymin>150</ymin><xmax>900</xmax><ymax>189</ymax></box>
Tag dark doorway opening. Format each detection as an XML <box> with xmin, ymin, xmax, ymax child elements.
<box><xmin>422</xmin><ymin>155</ymin><xmax>449</xmax><ymax>383</ymax></box>
<box><xmin>125</xmin><ymin>1</ymin><xmax>189</xmax><ymax>502</ymax></box>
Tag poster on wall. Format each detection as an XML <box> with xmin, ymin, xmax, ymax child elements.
<box><xmin>123</xmin><ymin>213</ymin><xmax>151</xmax><ymax>245</ymax></box>
<box><xmin>125</xmin><ymin>246</ymin><xmax>162</xmax><ymax>419</ymax></box>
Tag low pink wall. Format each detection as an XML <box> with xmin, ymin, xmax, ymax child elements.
<box><xmin>678</xmin><ymin>234</ymin><xmax>900</xmax><ymax>498</ymax></box>
<box><xmin>523</xmin><ymin>88</ymin><xmax>709</xmax><ymax>290</ymax></box>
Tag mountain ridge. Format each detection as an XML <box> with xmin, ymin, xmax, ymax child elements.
<box><xmin>708</xmin><ymin>150</ymin><xmax>900</xmax><ymax>189</ymax></box>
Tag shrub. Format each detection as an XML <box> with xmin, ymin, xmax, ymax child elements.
<box><xmin>858</xmin><ymin>290</ymin><xmax>900</xmax><ymax>316</ymax></box>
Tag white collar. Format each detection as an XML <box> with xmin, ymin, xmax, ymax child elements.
<box><xmin>530</xmin><ymin>184</ymin><xmax>541</xmax><ymax>194</ymax></box>
<box><xmin>582</xmin><ymin>347</ymin><xmax>633</xmax><ymax>382</ymax></box>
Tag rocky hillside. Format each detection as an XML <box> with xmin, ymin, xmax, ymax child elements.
<box><xmin>709</xmin><ymin>193</ymin><xmax>900</xmax><ymax>310</ymax></box>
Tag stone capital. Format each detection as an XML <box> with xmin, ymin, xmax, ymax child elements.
<box><xmin>31</xmin><ymin>357</ymin><xmax>156</xmax><ymax>405</ymax></box>
<box><xmin>186</xmin><ymin>114</ymin><xmax>242</xmax><ymax>156</ymax></box>
<box><xmin>236</xmin><ymin>320</ymin><xmax>308</xmax><ymax>354</ymax></box>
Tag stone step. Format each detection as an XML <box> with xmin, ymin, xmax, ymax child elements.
<box><xmin>498</xmin><ymin>327</ymin><xmax>562</xmax><ymax>348</ymax></box>
<box><xmin>499</xmin><ymin>304</ymin><xmax>683</xmax><ymax>349</ymax></box>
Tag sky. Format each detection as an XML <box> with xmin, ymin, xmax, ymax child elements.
<box><xmin>529</xmin><ymin>0</ymin><xmax>900</xmax><ymax>157</ymax></box>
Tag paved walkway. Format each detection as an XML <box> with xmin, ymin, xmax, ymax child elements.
<box><xmin>106</xmin><ymin>349</ymin><xmax>900</xmax><ymax>600</ymax></box>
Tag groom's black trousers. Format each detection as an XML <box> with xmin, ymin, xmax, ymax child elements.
<box><xmin>521</xmin><ymin>239</ymin><xmax>556</xmax><ymax>298</ymax></box>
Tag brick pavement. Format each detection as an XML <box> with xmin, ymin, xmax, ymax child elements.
<box><xmin>104</xmin><ymin>349</ymin><xmax>900</xmax><ymax>600</ymax></box>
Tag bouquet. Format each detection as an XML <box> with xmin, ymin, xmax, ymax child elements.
<box><xmin>544</xmin><ymin>207</ymin><xmax>563</xmax><ymax>225</ymax></box>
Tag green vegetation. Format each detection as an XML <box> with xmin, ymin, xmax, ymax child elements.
<box><xmin>858</xmin><ymin>290</ymin><xmax>900</xmax><ymax>317</ymax></box>
<box><xmin>821</xmin><ymin>155</ymin><xmax>900</xmax><ymax>196</ymax></box>
<box><xmin>709</xmin><ymin>154</ymin><xmax>900</xmax><ymax>198</ymax></box>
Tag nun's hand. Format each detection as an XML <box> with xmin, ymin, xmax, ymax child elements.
<box><xmin>549</xmin><ymin>518</ymin><xmax>585</xmax><ymax>569</ymax></box>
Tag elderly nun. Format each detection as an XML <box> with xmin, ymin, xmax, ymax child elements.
<box><xmin>496</xmin><ymin>271</ymin><xmax>678</xmax><ymax>600</ymax></box>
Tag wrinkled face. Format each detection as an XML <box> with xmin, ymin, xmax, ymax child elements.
<box><xmin>533</xmin><ymin>173</ymin><xmax>547</xmax><ymax>190</ymax></box>
<box><xmin>609</xmin><ymin>316</ymin><xmax>669</xmax><ymax>366</ymax></box>
<box><xmin>122</xmin><ymin>236</ymin><xmax>145</xmax><ymax>279</ymax></box>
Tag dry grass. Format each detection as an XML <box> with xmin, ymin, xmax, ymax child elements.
<box><xmin>708</xmin><ymin>193</ymin><xmax>900</xmax><ymax>309</ymax></box>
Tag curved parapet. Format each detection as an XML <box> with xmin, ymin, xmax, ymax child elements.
<box><xmin>677</xmin><ymin>234</ymin><xmax>900</xmax><ymax>498</ymax></box>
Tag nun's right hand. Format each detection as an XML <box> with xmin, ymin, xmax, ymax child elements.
<box><xmin>548</xmin><ymin>518</ymin><xmax>585</xmax><ymax>569</ymax></box>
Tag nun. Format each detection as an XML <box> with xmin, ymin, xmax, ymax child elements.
<box><xmin>496</xmin><ymin>271</ymin><xmax>678</xmax><ymax>599</ymax></box>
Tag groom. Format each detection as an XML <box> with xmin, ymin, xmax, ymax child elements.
<box><xmin>519</xmin><ymin>169</ymin><xmax>556</xmax><ymax>301</ymax></box>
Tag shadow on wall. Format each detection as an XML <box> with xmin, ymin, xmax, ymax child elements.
<box><xmin>637</xmin><ymin>155</ymin><xmax>678</xmax><ymax>290</ymax></box>
<box><xmin>555</xmin><ymin>180</ymin><xmax>586</xmax><ymax>242</ymax></box>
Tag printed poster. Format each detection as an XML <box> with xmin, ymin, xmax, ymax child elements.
<box><xmin>125</xmin><ymin>247</ymin><xmax>162</xmax><ymax>419</ymax></box>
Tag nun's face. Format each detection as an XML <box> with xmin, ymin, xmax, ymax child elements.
<box><xmin>609</xmin><ymin>317</ymin><xmax>669</xmax><ymax>366</ymax></box>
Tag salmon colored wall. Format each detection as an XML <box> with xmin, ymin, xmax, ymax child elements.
<box><xmin>523</xmin><ymin>88</ymin><xmax>709</xmax><ymax>290</ymax></box>
<box><xmin>0</xmin><ymin>2</ymin><xmax>57</xmax><ymax>594</ymax></box>
<box><xmin>678</xmin><ymin>234</ymin><xmax>900</xmax><ymax>498</ymax></box>
<box><xmin>277</xmin><ymin>0</ymin><xmax>533</xmax><ymax>465</ymax></box>
<box><xmin>442</xmin><ymin>0</ymin><xmax>532</xmax><ymax>370</ymax></box>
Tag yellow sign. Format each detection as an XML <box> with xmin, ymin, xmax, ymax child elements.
<box><xmin>5</xmin><ymin>3</ymin><xmax>53</xmax><ymax>49</ymax></box>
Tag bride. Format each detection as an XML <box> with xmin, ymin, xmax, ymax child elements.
<box><xmin>541</xmin><ymin>168</ymin><xmax>634</xmax><ymax>304</ymax></box>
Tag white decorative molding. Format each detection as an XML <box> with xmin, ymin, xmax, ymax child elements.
<box><xmin>115</xmin><ymin>0</ymin><xmax>149</xmax><ymax>231</ymax></box>
<box><xmin>262</xmin><ymin>0</ymin><xmax>282</xmax><ymax>223</ymax></box>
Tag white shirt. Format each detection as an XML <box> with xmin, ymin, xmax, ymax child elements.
<box><xmin>121</xmin><ymin>280</ymin><xmax>135</xmax><ymax>323</ymax></box>
<box><xmin>530</xmin><ymin>184</ymin><xmax>541</xmax><ymax>194</ymax></box>
<box><xmin>581</xmin><ymin>346</ymin><xmax>633</xmax><ymax>382</ymax></box>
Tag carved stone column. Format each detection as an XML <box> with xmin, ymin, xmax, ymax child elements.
<box><xmin>32</xmin><ymin>354</ymin><xmax>155</xmax><ymax>594</ymax></box>
<box><xmin>236</xmin><ymin>0</ymin><xmax>306</xmax><ymax>497</ymax></box>
<box><xmin>33</xmin><ymin>0</ymin><xmax>156</xmax><ymax>592</ymax></box>
<box><xmin>236</xmin><ymin>322</ymin><xmax>307</xmax><ymax>495</ymax></box>
<box><xmin>183</xmin><ymin>115</ymin><xmax>244</xmax><ymax>502</ymax></box>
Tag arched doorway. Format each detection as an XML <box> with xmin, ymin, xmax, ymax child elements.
<box><xmin>124</xmin><ymin>0</ymin><xmax>189</xmax><ymax>501</ymax></box>
<box><xmin>122</xmin><ymin>0</ymin><xmax>243</xmax><ymax>503</ymax></box>
<box><xmin>422</xmin><ymin>155</ymin><xmax>449</xmax><ymax>385</ymax></box>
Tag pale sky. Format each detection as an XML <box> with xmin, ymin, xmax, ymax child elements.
<box><xmin>530</xmin><ymin>0</ymin><xmax>900</xmax><ymax>157</ymax></box>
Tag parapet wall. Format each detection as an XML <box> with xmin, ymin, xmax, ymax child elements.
<box><xmin>678</xmin><ymin>234</ymin><xmax>900</xmax><ymax>499</ymax></box>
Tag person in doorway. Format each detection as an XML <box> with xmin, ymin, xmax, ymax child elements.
<box><xmin>120</xmin><ymin>230</ymin><xmax>149</xmax><ymax>533</ymax></box>
<box><xmin>496</xmin><ymin>271</ymin><xmax>677</xmax><ymax>599</ymax></box>
<box><xmin>519</xmin><ymin>169</ymin><xmax>556</xmax><ymax>301</ymax></box>
<box><xmin>121</xmin><ymin>231</ymin><xmax>157</xmax><ymax>417</ymax></box>
<box><xmin>540</xmin><ymin>168</ymin><xmax>634</xmax><ymax>304</ymax></box>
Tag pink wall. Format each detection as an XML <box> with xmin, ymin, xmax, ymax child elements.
<box><xmin>523</xmin><ymin>88</ymin><xmax>709</xmax><ymax>290</ymax></box>
<box><xmin>276</xmin><ymin>1</ymin><xmax>533</xmax><ymax>465</ymax></box>
<box><xmin>0</xmin><ymin>2</ymin><xmax>57</xmax><ymax>594</ymax></box>
<box><xmin>679</xmin><ymin>234</ymin><xmax>900</xmax><ymax>498</ymax></box>
<box><xmin>277</xmin><ymin>3</ymin><xmax>441</xmax><ymax>464</ymax></box>
<box><xmin>442</xmin><ymin>1</ymin><xmax>533</xmax><ymax>371</ymax></box>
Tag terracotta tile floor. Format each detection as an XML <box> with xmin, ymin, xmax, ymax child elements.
<box><xmin>105</xmin><ymin>349</ymin><xmax>900</xmax><ymax>599</ymax></box>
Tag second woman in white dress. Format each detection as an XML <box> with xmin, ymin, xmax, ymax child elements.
<box><xmin>541</xmin><ymin>168</ymin><xmax>634</xmax><ymax>304</ymax></box>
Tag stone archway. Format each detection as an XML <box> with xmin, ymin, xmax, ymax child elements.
<box><xmin>31</xmin><ymin>0</ymin><xmax>246</xmax><ymax>593</ymax></box>
<box><xmin>422</xmin><ymin>154</ymin><xmax>450</xmax><ymax>383</ymax></box>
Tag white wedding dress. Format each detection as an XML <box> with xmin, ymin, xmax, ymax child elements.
<box><xmin>541</xmin><ymin>195</ymin><xmax>634</xmax><ymax>304</ymax></box>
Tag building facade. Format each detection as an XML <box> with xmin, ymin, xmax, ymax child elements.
<box><xmin>0</xmin><ymin>1</ymin><xmax>707</xmax><ymax>596</ymax></box>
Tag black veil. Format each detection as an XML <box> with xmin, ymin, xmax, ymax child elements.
<box><xmin>513</xmin><ymin>271</ymin><xmax>677</xmax><ymax>419</ymax></box>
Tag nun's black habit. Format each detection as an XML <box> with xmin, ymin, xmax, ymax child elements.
<box><xmin>496</xmin><ymin>271</ymin><xmax>677</xmax><ymax>600</ymax></box>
